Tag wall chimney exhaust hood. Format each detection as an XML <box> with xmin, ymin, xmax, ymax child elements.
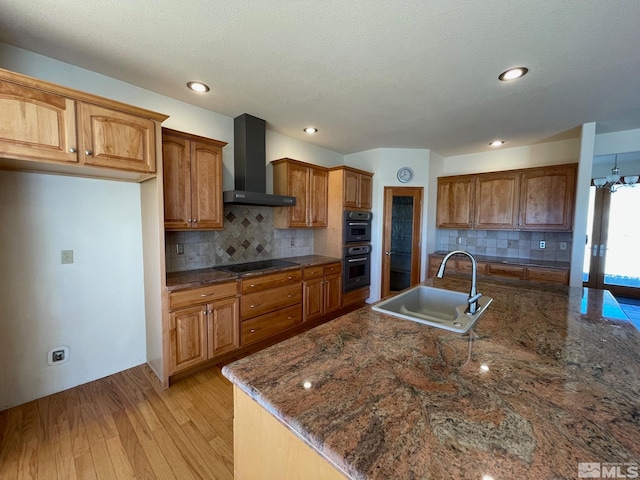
<box><xmin>223</xmin><ymin>114</ymin><xmax>296</xmax><ymax>207</ymax></box>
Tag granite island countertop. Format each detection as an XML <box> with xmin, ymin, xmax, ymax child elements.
<box><xmin>222</xmin><ymin>277</ymin><xmax>640</xmax><ymax>479</ymax></box>
<box><xmin>166</xmin><ymin>254</ymin><xmax>342</xmax><ymax>291</ymax></box>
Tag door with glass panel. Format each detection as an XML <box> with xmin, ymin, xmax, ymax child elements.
<box><xmin>584</xmin><ymin>185</ymin><xmax>640</xmax><ymax>298</ymax></box>
<box><xmin>381</xmin><ymin>187</ymin><xmax>423</xmax><ymax>298</ymax></box>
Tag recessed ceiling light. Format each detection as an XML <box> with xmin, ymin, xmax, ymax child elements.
<box><xmin>187</xmin><ymin>81</ymin><xmax>210</xmax><ymax>93</ymax></box>
<box><xmin>304</xmin><ymin>127</ymin><xmax>318</xmax><ymax>134</ymax></box>
<box><xmin>489</xmin><ymin>140</ymin><xmax>505</xmax><ymax>147</ymax></box>
<box><xmin>498</xmin><ymin>67</ymin><xmax>529</xmax><ymax>81</ymax></box>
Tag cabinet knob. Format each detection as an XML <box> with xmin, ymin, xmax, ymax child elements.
<box><xmin>287</xmin><ymin>276</ymin><xmax>292</xmax><ymax>280</ymax></box>
<box><xmin>69</xmin><ymin>147</ymin><xmax>77</xmax><ymax>153</ymax></box>
<box><xmin>193</xmin><ymin>219</ymin><xmax>198</xmax><ymax>223</ymax></box>
<box><xmin>188</xmin><ymin>219</ymin><xmax>192</xmax><ymax>223</ymax></box>
<box><xmin>250</xmin><ymin>329</ymin><xmax>256</xmax><ymax>333</ymax></box>
<box><xmin>287</xmin><ymin>294</ymin><xmax>292</xmax><ymax>298</ymax></box>
<box><xmin>85</xmin><ymin>150</ymin><xmax>92</xmax><ymax>156</ymax></box>
<box><xmin>250</xmin><ymin>304</ymin><xmax>258</xmax><ymax>308</ymax></box>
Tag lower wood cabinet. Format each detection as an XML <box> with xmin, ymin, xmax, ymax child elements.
<box><xmin>303</xmin><ymin>263</ymin><xmax>342</xmax><ymax>322</ymax></box>
<box><xmin>428</xmin><ymin>254</ymin><xmax>569</xmax><ymax>285</ymax></box>
<box><xmin>168</xmin><ymin>281</ymin><xmax>239</xmax><ymax>374</ymax></box>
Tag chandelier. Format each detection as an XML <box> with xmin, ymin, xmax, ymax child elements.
<box><xmin>593</xmin><ymin>155</ymin><xmax>639</xmax><ymax>193</ymax></box>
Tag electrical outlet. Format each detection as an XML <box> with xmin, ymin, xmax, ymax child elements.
<box><xmin>61</xmin><ymin>250</ymin><xmax>74</xmax><ymax>264</ymax></box>
<box><xmin>456</xmin><ymin>237</ymin><xmax>462</xmax><ymax>245</ymax></box>
<box><xmin>559</xmin><ymin>242</ymin><xmax>567</xmax><ymax>250</ymax></box>
<box><xmin>176</xmin><ymin>243</ymin><xmax>184</xmax><ymax>255</ymax></box>
<box><xmin>539</xmin><ymin>241</ymin><xmax>546</xmax><ymax>249</ymax></box>
<box><xmin>291</xmin><ymin>238</ymin><xmax>295</xmax><ymax>247</ymax></box>
<box><xmin>48</xmin><ymin>346</ymin><xmax>70</xmax><ymax>366</ymax></box>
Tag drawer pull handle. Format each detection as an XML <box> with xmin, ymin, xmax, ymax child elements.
<box><xmin>250</xmin><ymin>304</ymin><xmax>258</xmax><ymax>308</ymax></box>
<box><xmin>250</xmin><ymin>329</ymin><xmax>256</xmax><ymax>333</ymax></box>
<box><xmin>250</xmin><ymin>284</ymin><xmax>256</xmax><ymax>287</ymax></box>
<box><xmin>200</xmin><ymin>293</ymin><xmax>214</xmax><ymax>297</ymax></box>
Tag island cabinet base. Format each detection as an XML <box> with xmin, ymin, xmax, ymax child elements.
<box><xmin>233</xmin><ymin>386</ymin><xmax>347</xmax><ymax>480</ymax></box>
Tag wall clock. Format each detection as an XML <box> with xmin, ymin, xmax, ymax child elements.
<box><xmin>397</xmin><ymin>167</ymin><xmax>414</xmax><ymax>183</ymax></box>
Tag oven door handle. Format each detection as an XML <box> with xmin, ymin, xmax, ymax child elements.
<box><xmin>347</xmin><ymin>222</ymin><xmax>370</xmax><ymax>226</ymax></box>
<box><xmin>347</xmin><ymin>257</ymin><xmax>368</xmax><ymax>263</ymax></box>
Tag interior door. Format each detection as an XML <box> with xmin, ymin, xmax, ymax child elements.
<box><xmin>584</xmin><ymin>185</ymin><xmax>640</xmax><ymax>298</ymax></box>
<box><xmin>381</xmin><ymin>187</ymin><xmax>423</xmax><ymax>298</ymax></box>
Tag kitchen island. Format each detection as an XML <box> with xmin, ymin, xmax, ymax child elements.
<box><xmin>222</xmin><ymin>277</ymin><xmax>640</xmax><ymax>479</ymax></box>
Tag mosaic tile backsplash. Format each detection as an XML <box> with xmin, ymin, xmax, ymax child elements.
<box><xmin>165</xmin><ymin>206</ymin><xmax>313</xmax><ymax>272</ymax></box>
<box><xmin>438</xmin><ymin>229</ymin><xmax>573</xmax><ymax>262</ymax></box>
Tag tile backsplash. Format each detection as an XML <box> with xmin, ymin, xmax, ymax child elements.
<box><xmin>438</xmin><ymin>229</ymin><xmax>572</xmax><ymax>262</ymax></box>
<box><xmin>165</xmin><ymin>206</ymin><xmax>313</xmax><ymax>272</ymax></box>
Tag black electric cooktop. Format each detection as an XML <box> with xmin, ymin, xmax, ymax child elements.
<box><xmin>215</xmin><ymin>258</ymin><xmax>297</xmax><ymax>274</ymax></box>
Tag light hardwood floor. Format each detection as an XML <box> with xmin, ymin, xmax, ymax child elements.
<box><xmin>0</xmin><ymin>365</ymin><xmax>234</xmax><ymax>480</ymax></box>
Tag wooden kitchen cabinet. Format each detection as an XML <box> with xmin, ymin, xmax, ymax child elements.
<box><xmin>0</xmin><ymin>68</ymin><xmax>166</xmax><ymax>177</ymax></box>
<box><xmin>436</xmin><ymin>175</ymin><xmax>475</xmax><ymax>229</ymax></box>
<box><xmin>519</xmin><ymin>165</ymin><xmax>576</xmax><ymax>231</ymax></box>
<box><xmin>240</xmin><ymin>269</ymin><xmax>303</xmax><ymax>346</ymax></box>
<box><xmin>168</xmin><ymin>280</ymin><xmax>240</xmax><ymax>374</ymax></box>
<box><xmin>272</xmin><ymin>158</ymin><xmax>328</xmax><ymax>228</ymax></box>
<box><xmin>302</xmin><ymin>262</ymin><xmax>342</xmax><ymax>322</ymax></box>
<box><xmin>474</xmin><ymin>171</ymin><xmax>520</xmax><ymax>229</ymax></box>
<box><xmin>162</xmin><ymin>128</ymin><xmax>227</xmax><ymax>230</ymax></box>
<box><xmin>436</xmin><ymin>164</ymin><xmax>577</xmax><ymax>231</ymax></box>
<box><xmin>340</xmin><ymin>166</ymin><xmax>373</xmax><ymax>210</ymax></box>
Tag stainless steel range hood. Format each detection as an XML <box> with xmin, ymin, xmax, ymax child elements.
<box><xmin>223</xmin><ymin>114</ymin><xmax>296</xmax><ymax>207</ymax></box>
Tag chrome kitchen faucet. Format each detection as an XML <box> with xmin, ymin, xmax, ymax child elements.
<box><xmin>436</xmin><ymin>250</ymin><xmax>483</xmax><ymax>315</ymax></box>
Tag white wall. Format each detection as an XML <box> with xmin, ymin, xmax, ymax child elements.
<box><xmin>345</xmin><ymin>148</ymin><xmax>431</xmax><ymax>302</ymax></box>
<box><xmin>0</xmin><ymin>171</ymin><xmax>146</xmax><ymax>410</ymax></box>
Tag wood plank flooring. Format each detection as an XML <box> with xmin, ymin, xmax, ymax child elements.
<box><xmin>0</xmin><ymin>365</ymin><xmax>234</xmax><ymax>480</ymax></box>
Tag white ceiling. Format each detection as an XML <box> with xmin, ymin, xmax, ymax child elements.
<box><xmin>2</xmin><ymin>0</ymin><xmax>640</xmax><ymax>157</ymax></box>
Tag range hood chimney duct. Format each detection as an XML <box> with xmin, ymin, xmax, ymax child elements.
<box><xmin>223</xmin><ymin>114</ymin><xmax>296</xmax><ymax>207</ymax></box>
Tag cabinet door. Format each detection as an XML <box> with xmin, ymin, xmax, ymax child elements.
<box><xmin>170</xmin><ymin>305</ymin><xmax>207</xmax><ymax>374</ymax></box>
<box><xmin>436</xmin><ymin>176</ymin><xmax>474</xmax><ymax>229</ymax></box>
<box><xmin>358</xmin><ymin>174</ymin><xmax>373</xmax><ymax>210</ymax></box>
<box><xmin>162</xmin><ymin>134</ymin><xmax>191</xmax><ymax>229</ymax></box>
<box><xmin>474</xmin><ymin>172</ymin><xmax>520</xmax><ymax>229</ymax></box>
<box><xmin>519</xmin><ymin>166</ymin><xmax>576</xmax><ymax>231</ymax></box>
<box><xmin>191</xmin><ymin>140</ymin><xmax>223</xmax><ymax>229</ymax></box>
<box><xmin>0</xmin><ymin>80</ymin><xmax>78</xmax><ymax>163</ymax></box>
<box><xmin>309</xmin><ymin>167</ymin><xmax>328</xmax><ymax>227</ymax></box>
<box><xmin>343</xmin><ymin>170</ymin><xmax>360</xmax><ymax>208</ymax></box>
<box><xmin>303</xmin><ymin>277</ymin><xmax>324</xmax><ymax>322</ymax></box>
<box><xmin>323</xmin><ymin>273</ymin><xmax>342</xmax><ymax>314</ymax></box>
<box><xmin>207</xmin><ymin>297</ymin><xmax>239</xmax><ymax>358</ymax></box>
<box><xmin>287</xmin><ymin>163</ymin><xmax>310</xmax><ymax>227</ymax></box>
<box><xmin>79</xmin><ymin>103</ymin><xmax>156</xmax><ymax>173</ymax></box>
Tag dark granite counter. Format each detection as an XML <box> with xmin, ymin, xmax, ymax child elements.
<box><xmin>223</xmin><ymin>277</ymin><xmax>639</xmax><ymax>479</ymax></box>
<box><xmin>166</xmin><ymin>255</ymin><xmax>342</xmax><ymax>291</ymax></box>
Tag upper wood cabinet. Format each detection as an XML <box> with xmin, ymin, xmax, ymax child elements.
<box><xmin>272</xmin><ymin>158</ymin><xmax>328</xmax><ymax>228</ymax></box>
<box><xmin>341</xmin><ymin>167</ymin><xmax>373</xmax><ymax>210</ymax></box>
<box><xmin>0</xmin><ymin>67</ymin><xmax>167</xmax><ymax>178</ymax></box>
<box><xmin>162</xmin><ymin>128</ymin><xmax>227</xmax><ymax>230</ymax></box>
<box><xmin>436</xmin><ymin>164</ymin><xmax>577</xmax><ymax>231</ymax></box>
<box><xmin>519</xmin><ymin>166</ymin><xmax>576</xmax><ymax>231</ymax></box>
<box><xmin>436</xmin><ymin>175</ymin><xmax>474</xmax><ymax>229</ymax></box>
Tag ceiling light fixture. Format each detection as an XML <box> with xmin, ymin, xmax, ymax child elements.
<box><xmin>498</xmin><ymin>67</ymin><xmax>529</xmax><ymax>81</ymax></box>
<box><xmin>593</xmin><ymin>155</ymin><xmax>639</xmax><ymax>193</ymax></box>
<box><xmin>489</xmin><ymin>140</ymin><xmax>505</xmax><ymax>147</ymax></box>
<box><xmin>304</xmin><ymin>127</ymin><xmax>318</xmax><ymax>134</ymax></box>
<box><xmin>187</xmin><ymin>81</ymin><xmax>210</xmax><ymax>93</ymax></box>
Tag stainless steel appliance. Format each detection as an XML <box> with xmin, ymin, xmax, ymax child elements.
<box><xmin>343</xmin><ymin>244</ymin><xmax>371</xmax><ymax>292</ymax></box>
<box><xmin>344</xmin><ymin>211</ymin><xmax>372</xmax><ymax>243</ymax></box>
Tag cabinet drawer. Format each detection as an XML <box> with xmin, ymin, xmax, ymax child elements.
<box><xmin>169</xmin><ymin>281</ymin><xmax>238</xmax><ymax>310</ymax></box>
<box><xmin>241</xmin><ymin>283</ymin><xmax>302</xmax><ymax>320</ymax></box>
<box><xmin>323</xmin><ymin>263</ymin><xmax>341</xmax><ymax>276</ymax></box>
<box><xmin>456</xmin><ymin>260</ymin><xmax>487</xmax><ymax>275</ymax></box>
<box><xmin>303</xmin><ymin>266</ymin><xmax>324</xmax><ymax>279</ymax></box>
<box><xmin>241</xmin><ymin>305</ymin><xmax>302</xmax><ymax>346</ymax></box>
<box><xmin>526</xmin><ymin>267</ymin><xmax>569</xmax><ymax>284</ymax></box>
<box><xmin>486</xmin><ymin>263</ymin><xmax>525</xmax><ymax>278</ymax></box>
<box><xmin>241</xmin><ymin>269</ymin><xmax>302</xmax><ymax>293</ymax></box>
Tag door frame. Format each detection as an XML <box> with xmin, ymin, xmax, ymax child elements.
<box><xmin>381</xmin><ymin>186</ymin><xmax>423</xmax><ymax>299</ymax></box>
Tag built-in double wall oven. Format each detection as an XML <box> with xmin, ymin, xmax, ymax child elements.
<box><xmin>343</xmin><ymin>211</ymin><xmax>372</xmax><ymax>292</ymax></box>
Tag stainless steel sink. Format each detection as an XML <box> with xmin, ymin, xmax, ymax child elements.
<box><xmin>372</xmin><ymin>286</ymin><xmax>493</xmax><ymax>333</ymax></box>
